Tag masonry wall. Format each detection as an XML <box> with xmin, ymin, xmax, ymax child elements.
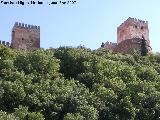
<box><xmin>12</xmin><ymin>22</ymin><xmax>40</xmax><ymax>51</ymax></box>
<box><xmin>103</xmin><ymin>41</ymin><xmax>117</xmax><ymax>51</ymax></box>
<box><xmin>115</xmin><ymin>38</ymin><xmax>152</xmax><ymax>54</ymax></box>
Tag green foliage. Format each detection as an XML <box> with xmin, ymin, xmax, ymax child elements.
<box><xmin>77</xmin><ymin>72</ymin><xmax>96</xmax><ymax>89</ymax></box>
<box><xmin>53</xmin><ymin>46</ymin><xmax>94</xmax><ymax>79</ymax></box>
<box><xmin>136</xmin><ymin>65</ymin><xmax>160</xmax><ymax>81</ymax></box>
<box><xmin>0</xmin><ymin>110</ymin><xmax>18</xmax><ymax>120</ymax></box>
<box><xmin>14</xmin><ymin>49</ymin><xmax>60</xmax><ymax>81</ymax></box>
<box><xmin>141</xmin><ymin>36</ymin><xmax>148</xmax><ymax>56</ymax></box>
<box><xmin>64</xmin><ymin>113</ymin><xmax>84</xmax><ymax>120</ymax></box>
<box><xmin>1</xmin><ymin>81</ymin><xmax>26</xmax><ymax>111</ymax></box>
<box><xmin>14</xmin><ymin>106</ymin><xmax>45</xmax><ymax>120</ymax></box>
<box><xmin>0</xmin><ymin>45</ymin><xmax>16</xmax><ymax>60</ymax></box>
<box><xmin>1</xmin><ymin>46</ymin><xmax>160</xmax><ymax>119</ymax></box>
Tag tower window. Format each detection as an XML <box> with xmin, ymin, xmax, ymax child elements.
<box><xmin>31</xmin><ymin>39</ymin><xmax>33</xmax><ymax>42</ymax></box>
<box><xmin>135</xmin><ymin>25</ymin><xmax>138</xmax><ymax>28</ymax></box>
<box><xmin>141</xmin><ymin>26</ymin><xmax>144</xmax><ymax>29</ymax></box>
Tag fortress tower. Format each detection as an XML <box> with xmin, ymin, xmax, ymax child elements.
<box><xmin>101</xmin><ymin>17</ymin><xmax>152</xmax><ymax>53</ymax></box>
<box><xmin>117</xmin><ymin>17</ymin><xmax>152</xmax><ymax>52</ymax></box>
<box><xmin>11</xmin><ymin>22</ymin><xmax>40</xmax><ymax>51</ymax></box>
<box><xmin>117</xmin><ymin>17</ymin><xmax>149</xmax><ymax>44</ymax></box>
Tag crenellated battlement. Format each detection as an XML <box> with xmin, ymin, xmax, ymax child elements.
<box><xmin>13</xmin><ymin>22</ymin><xmax>40</xmax><ymax>30</ymax></box>
<box><xmin>103</xmin><ymin>41</ymin><xmax>117</xmax><ymax>51</ymax></box>
<box><xmin>0</xmin><ymin>40</ymin><xmax>10</xmax><ymax>47</ymax></box>
<box><xmin>118</xmin><ymin>17</ymin><xmax>148</xmax><ymax>30</ymax></box>
<box><xmin>104</xmin><ymin>41</ymin><xmax>117</xmax><ymax>46</ymax></box>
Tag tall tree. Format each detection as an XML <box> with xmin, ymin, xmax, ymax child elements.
<box><xmin>141</xmin><ymin>35</ymin><xmax>148</xmax><ymax>56</ymax></box>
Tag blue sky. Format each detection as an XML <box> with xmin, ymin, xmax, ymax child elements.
<box><xmin>0</xmin><ymin>0</ymin><xmax>160</xmax><ymax>52</ymax></box>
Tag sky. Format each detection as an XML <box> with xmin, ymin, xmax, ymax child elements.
<box><xmin>0</xmin><ymin>0</ymin><xmax>160</xmax><ymax>52</ymax></box>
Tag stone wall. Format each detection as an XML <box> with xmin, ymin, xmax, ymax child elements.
<box><xmin>103</xmin><ymin>41</ymin><xmax>117</xmax><ymax>51</ymax></box>
<box><xmin>115</xmin><ymin>38</ymin><xmax>152</xmax><ymax>54</ymax></box>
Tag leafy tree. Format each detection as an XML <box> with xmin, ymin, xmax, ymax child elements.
<box><xmin>63</xmin><ymin>113</ymin><xmax>84</xmax><ymax>120</ymax></box>
<box><xmin>53</xmin><ymin>46</ymin><xmax>94</xmax><ymax>79</ymax></box>
<box><xmin>1</xmin><ymin>45</ymin><xmax>160</xmax><ymax>120</ymax></box>
<box><xmin>141</xmin><ymin>35</ymin><xmax>148</xmax><ymax>56</ymax></box>
<box><xmin>0</xmin><ymin>45</ymin><xmax>16</xmax><ymax>60</ymax></box>
<box><xmin>14</xmin><ymin>49</ymin><xmax>60</xmax><ymax>81</ymax></box>
<box><xmin>14</xmin><ymin>106</ymin><xmax>45</xmax><ymax>120</ymax></box>
<box><xmin>0</xmin><ymin>110</ymin><xmax>18</xmax><ymax>120</ymax></box>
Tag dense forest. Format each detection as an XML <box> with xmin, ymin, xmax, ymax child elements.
<box><xmin>1</xmin><ymin>45</ymin><xmax>160</xmax><ymax>120</ymax></box>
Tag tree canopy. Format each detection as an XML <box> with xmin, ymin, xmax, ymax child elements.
<box><xmin>0</xmin><ymin>45</ymin><xmax>160</xmax><ymax>119</ymax></box>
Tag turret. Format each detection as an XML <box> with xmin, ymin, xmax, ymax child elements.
<box><xmin>12</xmin><ymin>22</ymin><xmax>40</xmax><ymax>51</ymax></box>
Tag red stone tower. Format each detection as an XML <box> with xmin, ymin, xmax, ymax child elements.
<box><xmin>11</xmin><ymin>22</ymin><xmax>40</xmax><ymax>51</ymax></box>
<box><xmin>117</xmin><ymin>17</ymin><xmax>149</xmax><ymax>43</ymax></box>
<box><xmin>101</xmin><ymin>17</ymin><xmax>152</xmax><ymax>53</ymax></box>
<box><xmin>117</xmin><ymin>17</ymin><xmax>152</xmax><ymax>52</ymax></box>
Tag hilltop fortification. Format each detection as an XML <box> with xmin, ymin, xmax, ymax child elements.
<box><xmin>102</xmin><ymin>17</ymin><xmax>152</xmax><ymax>54</ymax></box>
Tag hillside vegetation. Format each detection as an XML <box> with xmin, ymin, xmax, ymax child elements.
<box><xmin>1</xmin><ymin>45</ymin><xmax>160</xmax><ymax>120</ymax></box>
